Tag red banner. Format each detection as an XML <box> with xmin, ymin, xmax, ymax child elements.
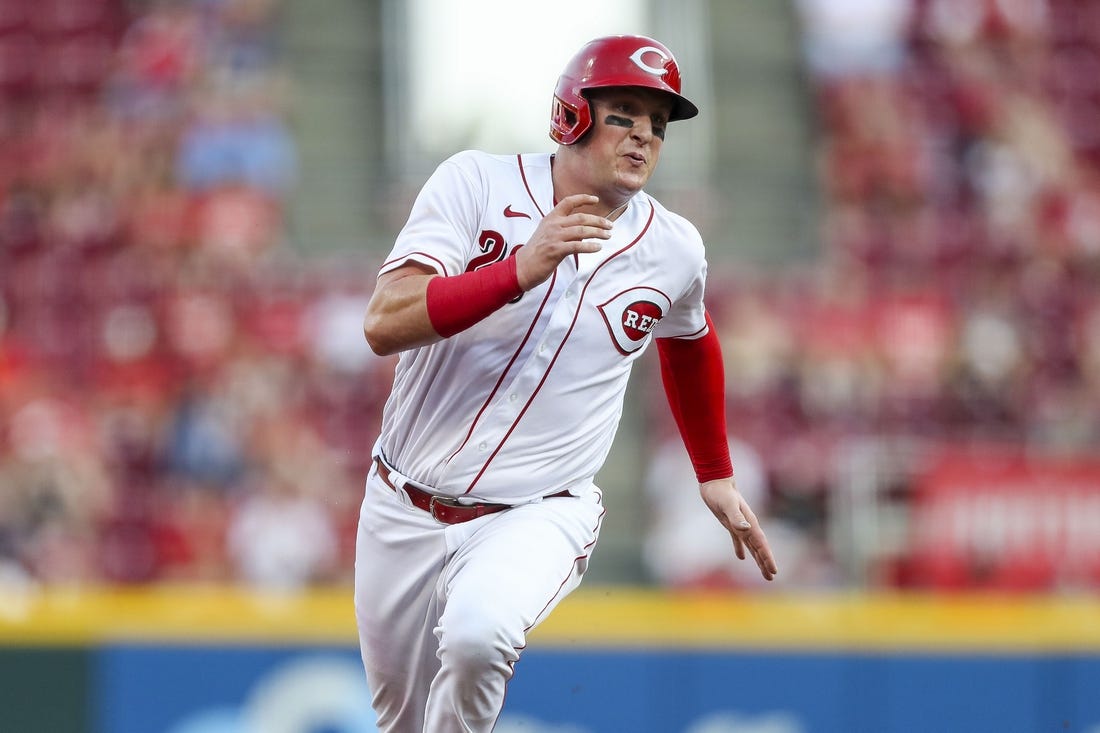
<box><xmin>908</xmin><ymin>447</ymin><xmax>1100</xmax><ymax>590</ymax></box>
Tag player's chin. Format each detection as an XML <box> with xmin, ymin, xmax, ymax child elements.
<box><xmin>615</xmin><ymin>169</ymin><xmax>651</xmax><ymax>194</ymax></box>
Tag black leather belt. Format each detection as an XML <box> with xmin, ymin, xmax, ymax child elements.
<box><xmin>373</xmin><ymin>457</ymin><xmax>570</xmax><ymax>525</ymax></box>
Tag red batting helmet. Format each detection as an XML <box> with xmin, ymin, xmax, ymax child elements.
<box><xmin>550</xmin><ymin>34</ymin><xmax>699</xmax><ymax>145</ymax></box>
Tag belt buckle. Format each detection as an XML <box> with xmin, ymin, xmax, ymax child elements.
<box><xmin>428</xmin><ymin>494</ymin><xmax>464</xmax><ymax>522</ymax></box>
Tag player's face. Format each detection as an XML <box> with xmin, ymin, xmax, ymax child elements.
<box><xmin>580</xmin><ymin>87</ymin><xmax>674</xmax><ymax>198</ymax></box>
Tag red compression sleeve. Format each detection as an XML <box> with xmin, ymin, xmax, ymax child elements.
<box><xmin>425</xmin><ymin>256</ymin><xmax>524</xmax><ymax>338</ymax></box>
<box><xmin>656</xmin><ymin>313</ymin><xmax>734</xmax><ymax>483</ymax></box>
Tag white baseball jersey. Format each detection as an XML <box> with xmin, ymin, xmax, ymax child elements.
<box><xmin>374</xmin><ymin>150</ymin><xmax>709</xmax><ymax>503</ymax></box>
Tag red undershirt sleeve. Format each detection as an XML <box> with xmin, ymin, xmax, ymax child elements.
<box><xmin>656</xmin><ymin>312</ymin><xmax>734</xmax><ymax>483</ymax></box>
<box><xmin>424</xmin><ymin>256</ymin><xmax>524</xmax><ymax>338</ymax></box>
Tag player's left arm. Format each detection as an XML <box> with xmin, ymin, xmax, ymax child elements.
<box><xmin>656</xmin><ymin>314</ymin><xmax>778</xmax><ymax>581</ymax></box>
<box><xmin>698</xmin><ymin>477</ymin><xmax>777</xmax><ymax>581</ymax></box>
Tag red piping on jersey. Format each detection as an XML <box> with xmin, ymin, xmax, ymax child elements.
<box><xmin>517</xmin><ymin>154</ymin><xmax>549</xmax><ymax>218</ymax></box>
<box><xmin>448</xmin><ymin>155</ymin><xmax>553</xmax><ymax>479</ymax></box>
<box><xmin>678</xmin><ymin>321</ymin><xmax>708</xmax><ymax>339</ymax></box>
<box><xmin>379</xmin><ymin>251</ymin><xmax>450</xmax><ymax>277</ymax></box>
<box><xmin>465</xmin><ymin>202</ymin><xmax>656</xmax><ymax>492</ymax></box>
<box><xmin>447</xmin><ymin>270</ymin><xmax>559</xmax><ymax>466</ymax></box>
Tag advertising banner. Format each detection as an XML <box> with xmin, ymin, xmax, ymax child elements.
<box><xmin>4</xmin><ymin>589</ymin><xmax>1100</xmax><ymax>731</ymax></box>
<box><xmin>93</xmin><ymin>644</ymin><xmax>1100</xmax><ymax>733</ymax></box>
<box><xmin>910</xmin><ymin>447</ymin><xmax>1100</xmax><ymax>589</ymax></box>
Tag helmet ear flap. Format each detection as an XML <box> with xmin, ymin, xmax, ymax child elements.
<box><xmin>550</xmin><ymin>95</ymin><xmax>592</xmax><ymax>145</ymax></box>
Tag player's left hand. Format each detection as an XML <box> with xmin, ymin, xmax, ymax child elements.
<box><xmin>699</xmin><ymin>479</ymin><xmax>778</xmax><ymax>581</ymax></box>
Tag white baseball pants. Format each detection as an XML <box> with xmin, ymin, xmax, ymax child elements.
<box><xmin>354</xmin><ymin>463</ymin><xmax>605</xmax><ymax>732</ymax></box>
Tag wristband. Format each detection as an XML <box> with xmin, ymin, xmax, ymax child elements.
<box><xmin>425</xmin><ymin>256</ymin><xmax>523</xmax><ymax>338</ymax></box>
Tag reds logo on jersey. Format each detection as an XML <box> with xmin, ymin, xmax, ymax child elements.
<box><xmin>598</xmin><ymin>287</ymin><xmax>671</xmax><ymax>354</ymax></box>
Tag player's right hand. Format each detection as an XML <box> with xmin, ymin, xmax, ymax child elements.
<box><xmin>515</xmin><ymin>194</ymin><xmax>612</xmax><ymax>290</ymax></box>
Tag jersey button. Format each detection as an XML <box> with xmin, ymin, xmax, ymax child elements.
<box><xmin>509</xmin><ymin>393</ymin><xmax>518</xmax><ymax>402</ymax></box>
<box><xmin>478</xmin><ymin>442</ymin><xmax>488</xmax><ymax>451</ymax></box>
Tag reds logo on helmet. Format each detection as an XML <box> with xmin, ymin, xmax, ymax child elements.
<box><xmin>550</xmin><ymin>34</ymin><xmax>699</xmax><ymax>145</ymax></box>
<box><xmin>598</xmin><ymin>287</ymin><xmax>672</xmax><ymax>354</ymax></box>
<box><xmin>629</xmin><ymin>46</ymin><xmax>671</xmax><ymax>76</ymax></box>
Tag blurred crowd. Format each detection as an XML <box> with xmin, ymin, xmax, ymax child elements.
<box><xmin>0</xmin><ymin>0</ymin><xmax>391</xmax><ymax>588</ymax></box>
<box><xmin>645</xmin><ymin>0</ymin><xmax>1100</xmax><ymax>591</ymax></box>
<box><xmin>2</xmin><ymin>0</ymin><xmax>1098</xmax><ymax>592</ymax></box>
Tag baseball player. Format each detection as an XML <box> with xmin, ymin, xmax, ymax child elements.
<box><xmin>355</xmin><ymin>34</ymin><xmax>777</xmax><ymax>732</ymax></box>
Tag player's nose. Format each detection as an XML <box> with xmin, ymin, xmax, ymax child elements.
<box><xmin>630</xmin><ymin>117</ymin><xmax>660</xmax><ymax>144</ymax></box>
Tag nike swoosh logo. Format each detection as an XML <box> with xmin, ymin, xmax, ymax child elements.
<box><xmin>504</xmin><ymin>205</ymin><xmax>531</xmax><ymax>219</ymax></box>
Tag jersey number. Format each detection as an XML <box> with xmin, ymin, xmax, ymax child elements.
<box><xmin>466</xmin><ymin>229</ymin><xmax>524</xmax><ymax>304</ymax></box>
